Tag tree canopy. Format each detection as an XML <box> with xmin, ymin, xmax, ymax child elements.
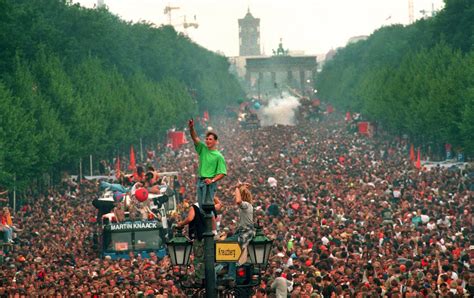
<box><xmin>317</xmin><ymin>0</ymin><xmax>474</xmax><ymax>157</ymax></box>
<box><xmin>0</xmin><ymin>0</ymin><xmax>244</xmax><ymax>189</ymax></box>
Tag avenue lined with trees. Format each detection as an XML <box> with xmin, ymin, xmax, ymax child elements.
<box><xmin>317</xmin><ymin>0</ymin><xmax>474</xmax><ymax>158</ymax></box>
<box><xmin>0</xmin><ymin>0</ymin><xmax>243</xmax><ymax>190</ymax></box>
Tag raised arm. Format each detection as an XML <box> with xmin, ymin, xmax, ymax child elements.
<box><xmin>235</xmin><ymin>186</ymin><xmax>242</xmax><ymax>205</ymax></box>
<box><xmin>188</xmin><ymin>119</ymin><xmax>200</xmax><ymax>145</ymax></box>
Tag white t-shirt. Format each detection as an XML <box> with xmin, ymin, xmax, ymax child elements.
<box><xmin>427</xmin><ymin>222</ymin><xmax>436</xmax><ymax>230</ymax></box>
<box><xmin>321</xmin><ymin>236</ymin><xmax>329</xmax><ymax>245</ymax></box>
<box><xmin>420</xmin><ymin>215</ymin><xmax>430</xmax><ymax>224</ymax></box>
<box><xmin>268</xmin><ymin>177</ymin><xmax>277</xmax><ymax>187</ymax></box>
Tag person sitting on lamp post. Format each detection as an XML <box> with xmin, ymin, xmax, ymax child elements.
<box><xmin>176</xmin><ymin>200</ymin><xmax>206</xmax><ymax>285</ymax></box>
<box><xmin>224</xmin><ymin>181</ymin><xmax>256</xmax><ymax>280</ymax></box>
<box><xmin>233</xmin><ymin>182</ymin><xmax>256</xmax><ymax>261</ymax></box>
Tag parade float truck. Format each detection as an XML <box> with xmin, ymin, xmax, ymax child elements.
<box><xmin>99</xmin><ymin>172</ymin><xmax>178</xmax><ymax>260</ymax></box>
<box><xmin>101</xmin><ymin>219</ymin><xmax>167</xmax><ymax>259</ymax></box>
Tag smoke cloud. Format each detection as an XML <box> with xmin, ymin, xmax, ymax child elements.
<box><xmin>258</xmin><ymin>93</ymin><xmax>301</xmax><ymax>126</ymax></box>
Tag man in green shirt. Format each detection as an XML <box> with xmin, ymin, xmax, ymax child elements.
<box><xmin>188</xmin><ymin>119</ymin><xmax>227</xmax><ymax>207</ymax></box>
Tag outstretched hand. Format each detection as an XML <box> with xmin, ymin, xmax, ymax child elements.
<box><xmin>188</xmin><ymin>118</ymin><xmax>194</xmax><ymax>129</ymax></box>
<box><xmin>235</xmin><ymin>180</ymin><xmax>251</xmax><ymax>189</ymax></box>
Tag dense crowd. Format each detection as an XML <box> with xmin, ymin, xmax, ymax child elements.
<box><xmin>0</xmin><ymin>113</ymin><xmax>472</xmax><ymax>297</ymax></box>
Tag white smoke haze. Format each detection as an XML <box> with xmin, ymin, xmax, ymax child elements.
<box><xmin>258</xmin><ymin>93</ymin><xmax>301</xmax><ymax>126</ymax></box>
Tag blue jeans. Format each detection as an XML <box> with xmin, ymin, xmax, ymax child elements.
<box><xmin>100</xmin><ymin>181</ymin><xmax>128</xmax><ymax>193</ymax></box>
<box><xmin>196</xmin><ymin>179</ymin><xmax>217</xmax><ymax>207</ymax></box>
<box><xmin>1</xmin><ymin>226</ymin><xmax>12</xmax><ymax>242</ymax></box>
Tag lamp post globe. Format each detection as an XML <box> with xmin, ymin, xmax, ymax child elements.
<box><xmin>248</xmin><ymin>224</ymin><xmax>273</xmax><ymax>266</ymax></box>
<box><xmin>167</xmin><ymin>226</ymin><xmax>193</xmax><ymax>266</ymax></box>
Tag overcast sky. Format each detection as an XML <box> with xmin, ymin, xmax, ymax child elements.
<box><xmin>75</xmin><ymin>0</ymin><xmax>445</xmax><ymax>57</ymax></box>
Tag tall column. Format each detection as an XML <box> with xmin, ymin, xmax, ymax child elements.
<box><xmin>299</xmin><ymin>69</ymin><xmax>305</xmax><ymax>96</ymax></box>
<box><xmin>202</xmin><ymin>191</ymin><xmax>216</xmax><ymax>298</ymax></box>
<box><xmin>287</xmin><ymin>70</ymin><xmax>293</xmax><ymax>84</ymax></box>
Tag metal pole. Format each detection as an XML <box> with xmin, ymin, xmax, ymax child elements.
<box><xmin>202</xmin><ymin>191</ymin><xmax>216</xmax><ymax>298</ymax></box>
<box><xmin>79</xmin><ymin>158</ymin><xmax>83</xmax><ymax>182</ymax></box>
<box><xmin>140</xmin><ymin>138</ymin><xmax>144</xmax><ymax>162</ymax></box>
<box><xmin>90</xmin><ymin>155</ymin><xmax>93</xmax><ymax>176</ymax></box>
<box><xmin>13</xmin><ymin>173</ymin><xmax>16</xmax><ymax>213</ymax></box>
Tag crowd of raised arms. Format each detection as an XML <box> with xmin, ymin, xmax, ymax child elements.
<box><xmin>0</xmin><ymin>113</ymin><xmax>472</xmax><ymax>297</ymax></box>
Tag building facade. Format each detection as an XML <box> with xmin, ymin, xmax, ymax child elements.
<box><xmin>238</xmin><ymin>9</ymin><xmax>261</xmax><ymax>56</ymax></box>
<box><xmin>245</xmin><ymin>55</ymin><xmax>317</xmax><ymax>98</ymax></box>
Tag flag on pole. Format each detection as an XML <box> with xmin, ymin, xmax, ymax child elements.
<box><xmin>115</xmin><ymin>156</ymin><xmax>121</xmax><ymax>179</ymax></box>
<box><xmin>409</xmin><ymin>144</ymin><xmax>415</xmax><ymax>162</ymax></box>
<box><xmin>129</xmin><ymin>145</ymin><xmax>136</xmax><ymax>172</ymax></box>
<box><xmin>415</xmin><ymin>148</ymin><xmax>421</xmax><ymax>169</ymax></box>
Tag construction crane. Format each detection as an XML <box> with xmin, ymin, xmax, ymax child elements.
<box><xmin>164</xmin><ymin>5</ymin><xmax>180</xmax><ymax>25</ymax></box>
<box><xmin>162</xmin><ymin>5</ymin><xmax>198</xmax><ymax>35</ymax></box>
<box><xmin>408</xmin><ymin>0</ymin><xmax>414</xmax><ymax>24</ymax></box>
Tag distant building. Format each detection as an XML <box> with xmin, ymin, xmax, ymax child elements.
<box><xmin>233</xmin><ymin>12</ymin><xmax>317</xmax><ymax>98</ymax></box>
<box><xmin>238</xmin><ymin>9</ymin><xmax>261</xmax><ymax>56</ymax></box>
<box><xmin>245</xmin><ymin>54</ymin><xmax>317</xmax><ymax>97</ymax></box>
<box><xmin>228</xmin><ymin>56</ymin><xmax>249</xmax><ymax>78</ymax></box>
<box><xmin>288</xmin><ymin>50</ymin><xmax>305</xmax><ymax>56</ymax></box>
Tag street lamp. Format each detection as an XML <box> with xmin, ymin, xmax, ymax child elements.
<box><xmin>167</xmin><ymin>221</ymin><xmax>274</xmax><ymax>297</ymax></box>
<box><xmin>167</xmin><ymin>227</ymin><xmax>193</xmax><ymax>266</ymax></box>
<box><xmin>248</xmin><ymin>223</ymin><xmax>273</xmax><ymax>267</ymax></box>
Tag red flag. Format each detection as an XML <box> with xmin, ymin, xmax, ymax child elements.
<box><xmin>115</xmin><ymin>156</ymin><xmax>121</xmax><ymax>179</ymax></box>
<box><xmin>129</xmin><ymin>145</ymin><xmax>136</xmax><ymax>172</ymax></box>
<box><xmin>358</xmin><ymin>122</ymin><xmax>369</xmax><ymax>135</ymax></box>
<box><xmin>345</xmin><ymin>112</ymin><xmax>351</xmax><ymax>121</ymax></box>
<box><xmin>203</xmin><ymin>111</ymin><xmax>210</xmax><ymax>122</ymax></box>
<box><xmin>409</xmin><ymin>144</ymin><xmax>415</xmax><ymax>161</ymax></box>
<box><xmin>415</xmin><ymin>148</ymin><xmax>421</xmax><ymax>169</ymax></box>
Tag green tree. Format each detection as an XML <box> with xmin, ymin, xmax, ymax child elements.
<box><xmin>0</xmin><ymin>82</ymin><xmax>38</xmax><ymax>189</ymax></box>
<box><xmin>0</xmin><ymin>0</ymin><xmax>244</xmax><ymax>188</ymax></box>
